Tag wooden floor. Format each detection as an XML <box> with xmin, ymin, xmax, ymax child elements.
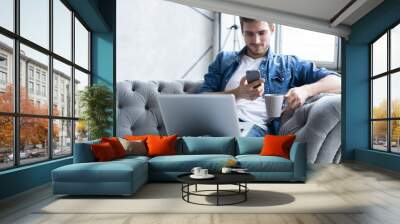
<box><xmin>1</xmin><ymin>162</ymin><xmax>400</xmax><ymax>224</ymax></box>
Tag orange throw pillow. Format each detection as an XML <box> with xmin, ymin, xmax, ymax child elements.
<box><xmin>91</xmin><ymin>142</ymin><xmax>118</xmax><ymax>161</ymax></box>
<box><xmin>101</xmin><ymin>137</ymin><xmax>127</xmax><ymax>158</ymax></box>
<box><xmin>146</xmin><ymin>135</ymin><xmax>177</xmax><ymax>157</ymax></box>
<box><xmin>259</xmin><ymin>135</ymin><xmax>296</xmax><ymax>159</ymax></box>
<box><xmin>124</xmin><ymin>135</ymin><xmax>149</xmax><ymax>141</ymax></box>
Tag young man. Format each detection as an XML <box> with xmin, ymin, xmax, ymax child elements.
<box><xmin>199</xmin><ymin>17</ymin><xmax>341</xmax><ymax>137</ymax></box>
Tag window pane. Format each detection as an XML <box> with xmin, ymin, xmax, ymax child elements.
<box><xmin>74</xmin><ymin>69</ymin><xmax>89</xmax><ymax>118</ymax></box>
<box><xmin>0</xmin><ymin>0</ymin><xmax>14</xmax><ymax>31</ymax></box>
<box><xmin>372</xmin><ymin>121</ymin><xmax>388</xmax><ymax>151</ymax></box>
<box><xmin>281</xmin><ymin>25</ymin><xmax>336</xmax><ymax>63</ymax></box>
<box><xmin>372</xmin><ymin>33</ymin><xmax>387</xmax><ymax>76</ymax></box>
<box><xmin>20</xmin><ymin>44</ymin><xmax>49</xmax><ymax>115</ymax></box>
<box><xmin>20</xmin><ymin>0</ymin><xmax>49</xmax><ymax>49</ymax></box>
<box><xmin>0</xmin><ymin>34</ymin><xmax>14</xmax><ymax>112</ymax></box>
<box><xmin>391</xmin><ymin>120</ymin><xmax>400</xmax><ymax>153</ymax></box>
<box><xmin>0</xmin><ymin>116</ymin><xmax>13</xmax><ymax>170</ymax></box>
<box><xmin>391</xmin><ymin>72</ymin><xmax>400</xmax><ymax>118</ymax></box>
<box><xmin>391</xmin><ymin>24</ymin><xmax>400</xmax><ymax>70</ymax></box>
<box><xmin>53</xmin><ymin>119</ymin><xmax>72</xmax><ymax>158</ymax></box>
<box><xmin>75</xmin><ymin>18</ymin><xmax>89</xmax><ymax>70</ymax></box>
<box><xmin>75</xmin><ymin>120</ymin><xmax>88</xmax><ymax>143</ymax></box>
<box><xmin>220</xmin><ymin>14</ymin><xmax>246</xmax><ymax>51</ymax></box>
<box><xmin>372</xmin><ymin>77</ymin><xmax>387</xmax><ymax>119</ymax></box>
<box><xmin>53</xmin><ymin>0</ymin><xmax>72</xmax><ymax>60</ymax></box>
<box><xmin>53</xmin><ymin>59</ymin><xmax>72</xmax><ymax>117</ymax></box>
<box><xmin>20</xmin><ymin>117</ymin><xmax>49</xmax><ymax>165</ymax></box>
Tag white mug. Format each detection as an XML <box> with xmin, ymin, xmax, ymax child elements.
<box><xmin>191</xmin><ymin>167</ymin><xmax>202</xmax><ymax>176</ymax></box>
<box><xmin>199</xmin><ymin>169</ymin><xmax>208</xmax><ymax>176</ymax></box>
<box><xmin>221</xmin><ymin>167</ymin><xmax>232</xmax><ymax>174</ymax></box>
<box><xmin>264</xmin><ymin>94</ymin><xmax>285</xmax><ymax>118</ymax></box>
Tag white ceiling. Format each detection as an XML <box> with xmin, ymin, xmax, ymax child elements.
<box><xmin>166</xmin><ymin>0</ymin><xmax>384</xmax><ymax>38</ymax></box>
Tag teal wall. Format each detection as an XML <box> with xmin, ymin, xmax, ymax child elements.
<box><xmin>344</xmin><ymin>0</ymin><xmax>400</xmax><ymax>170</ymax></box>
<box><xmin>0</xmin><ymin>158</ymin><xmax>72</xmax><ymax>199</ymax></box>
<box><xmin>0</xmin><ymin>0</ymin><xmax>116</xmax><ymax>200</ymax></box>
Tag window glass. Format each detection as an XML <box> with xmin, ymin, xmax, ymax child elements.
<box><xmin>0</xmin><ymin>35</ymin><xmax>14</xmax><ymax>113</ymax></box>
<box><xmin>281</xmin><ymin>25</ymin><xmax>337</xmax><ymax>64</ymax></box>
<box><xmin>53</xmin><ymin>0</ymin><xmax>72</xmax><ymax>60</ymax></box>
<box><xmin>0</xmin><ymin>0</ymin><xmax>14</xmax><ymax>31</ymax></box>
<box><xmin>220</xmin><ymin>14</ymin><xmax>246</xmax><ymax>51</ymax></box>
<box><xmin>74</xmin><ymin>18</ymin><xmax>89</xmax><ymax>70</ymax></box>
<box><xmin>53</xmin><ymin>59</ymin><xmax>72</xmax><ymax>117</ymax></box>
<box><xmin>391</xmin><ymin>72</ymin><xmax>400</xmax><ymax>118</ymax></box>
<box><xmin>75</xmin><ymin>120</ymin><xmax>88</xmax><ymax>143</ymax></box>
<box><xmin>74</xmin><ymin>69</ymin><xmax>89</xmax><ymax>118</ymax></box>
<box><xmin>391</xmin><ymin>120</ymin><xmax>400</xmax><ymax>153</ymax></box>
<box><xmin>19</xmin><ymin>117</ymin><xmax>49</xmax><ymax>165</ymax></box>
<box><xmin>20</xmin><ymin>44</ymin><xmax>49</xmax><ymax>115</ymax></box>
<box><xmin>53</xmin><ymin>119</ymin><xmax>72</xmax><ymax>158</ymax></box>
<box><xmin>372</xmin><ymin>121</ymin><xmax>388</xmax><ymax>151</ymax></box>
<box><xmin>391</xmin><ymin>24</ymin><xmax>400</xmax><ymax>70</ymax></box>
<box><xmin>372</xmin><ymin>34</ymin><xmax>387</xmax><ymax>76</ymax></box>
<box><xmin>372</xmin><ymin>77</ymin><xmax>387</xmax><ymax>119</ymax></box>
<box><xmin>20</xmin><ymin>0</ymin><xmax>49</xmax><ymax>49</ymax></box>
<box><xmin>0</xmin><ymin>116</ymin><xmax>13</xmax><ymax>170</ymax></box>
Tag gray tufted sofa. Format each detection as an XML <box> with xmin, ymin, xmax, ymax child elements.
<box><xmin>117</xmin><ymin>80</ymin><xmax>341</xmax><ymax>164</ymax></box>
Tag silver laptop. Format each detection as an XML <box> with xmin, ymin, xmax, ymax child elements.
<box><xmin>157</xmin><ymin>94</ymin><xmax>241</xmax><ymax>137</ymax></box>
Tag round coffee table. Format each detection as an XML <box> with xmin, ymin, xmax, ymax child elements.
<box><xmin>177</xmin><ymin>173</ymin><xmax>255</xmax><ymax>206</ymax></box>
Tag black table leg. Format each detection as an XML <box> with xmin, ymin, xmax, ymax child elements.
<box><xmin>217</xmin><ymin>184</ymin><xmax>219</xmax><ymax>206</ymax></box>
<box><xmin>245</xmin><ymin>183</ymin><xmax>247</xmax><ymax>201</ymax></box>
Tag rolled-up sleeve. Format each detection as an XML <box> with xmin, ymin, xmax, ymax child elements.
<box><xmin>291</xmin><ymin>56</ymin><xmax>340</xmax><ymax>87</ymax></box>
<box><xmin>198</xmin><ymin>53</ymin><xmax>224</xmax><ymax>93</ymax></box>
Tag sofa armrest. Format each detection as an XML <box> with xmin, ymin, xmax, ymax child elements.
<box><xmin>289</xmin><ymin>142</ymin><xmax>307</xmax><ymax>181</ymax></box>
<box><xmin>73</xmin><ymin>140</ymin><xmax>100</xmax><ymax>163</ymax></box>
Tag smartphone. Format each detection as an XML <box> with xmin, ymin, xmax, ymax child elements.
<box><xmin>246</xmin><ymin>70</ymin><xmax>261</xmax><ymax>84</ymax></box>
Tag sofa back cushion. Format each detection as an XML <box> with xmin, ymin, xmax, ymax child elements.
<box><xmin>236</xmin><ymin>137</ymin><xmax>263</xmax><ymax>155</ymax></box>
<box><xmin>74</xmin><ymin>139</ymin><xmax>100</xmax><ymax>163</ymax></box>
<box><xmin>180</xmin><ymin>137</ymin><xmax>235</xmax><ymax>155</ymax></box>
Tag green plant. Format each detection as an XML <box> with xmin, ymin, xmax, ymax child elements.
<box><xmin>79</xmin><ymin>84</ymin><xmax>113</xmax><ymax>140</ymax></box>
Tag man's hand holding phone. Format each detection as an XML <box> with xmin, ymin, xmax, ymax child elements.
<box><xmin>233</xmin><ymin>72</ymin><xmax>264</xmax><ymax>100</ymax></box>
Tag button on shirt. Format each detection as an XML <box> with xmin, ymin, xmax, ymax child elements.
<box><xmin>225</xmin><ymin>55</ymin><xmax>267</xmax><ymax>130</ymax></box>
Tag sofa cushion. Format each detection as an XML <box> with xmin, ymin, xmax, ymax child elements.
<box><xmin>53</xmin><ymin>158</ymin><xmax>148</xmax><ymax>183</ymax></box>
<box><xmin>74</xmin><ymin>140</ymin><xmax>100</xmax><ymax>163</ymax></box>
<box><xmin>236</xmin><ymin>137</ymin><xmax>263</xmax><ymax>155</ymax></box>
<box><xmin>236</xmin><ymin>155</ymin><xmax>293</xmax><ymax>172</ymax></box>
<box><xmin>181</xmin><ymin>137</ymin><xmax>235</xmax><ymax>155</ymax></box>
<box><xmin>148</xmin><ymin>154</ymin><xmax>235</xmax><ymax>172</ymax></box>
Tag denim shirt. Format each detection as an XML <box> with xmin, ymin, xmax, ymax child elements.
<box><xmin>198</xmin><ymin>47</ymin><xmax>338</xmax><ymax>134</ymax></box>
<box><xmin>199</xmin><ymin>47</ymin><xmax>338</xmax><ymax>94</ymax></box>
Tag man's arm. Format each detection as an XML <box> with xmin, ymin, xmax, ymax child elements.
<box><xmin>204</xmin><ymin>76</ymin><xmax>265</xmax><ymax>101</ymax></box>
<box><xmin>285</xmin><ymin>74</ymin><xmax>341</xmax><ymax>109</ymax></box>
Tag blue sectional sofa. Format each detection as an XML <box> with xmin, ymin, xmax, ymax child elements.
<box><xmin>52</xmin><ymin>137</ymin><xmax>306</xmax><ymax>196</ymax></box>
